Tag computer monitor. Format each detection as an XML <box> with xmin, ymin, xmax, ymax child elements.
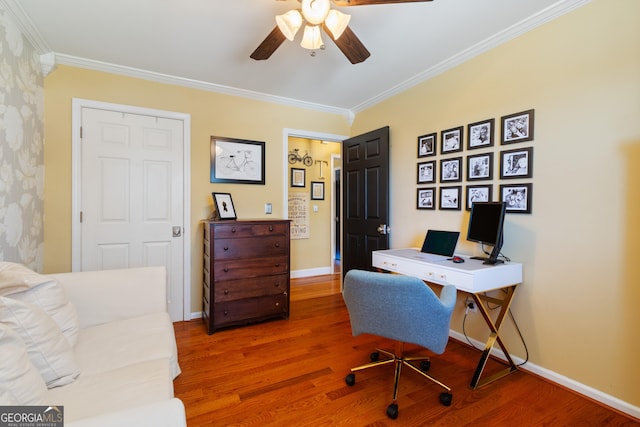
<box><xmin>466</xmin><ymin>201</ymin><xmax>507</xmax><ymax>265</ymax></box>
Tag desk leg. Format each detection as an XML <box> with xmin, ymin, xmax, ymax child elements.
<box><xmin>469</xmin><ymin>285</ymin><xmax>518</xmax><ymax>389</ymax></box>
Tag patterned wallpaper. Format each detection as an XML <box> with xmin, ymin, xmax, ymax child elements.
<box><xmin>0</xmin><ymin>5</ymin><xmax>45</xmax><ymax>271</ymax></box>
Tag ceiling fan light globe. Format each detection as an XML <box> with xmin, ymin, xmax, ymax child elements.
<box><xmin>276</xmin><ymin>10</ymin><xmax>303</xmax><ymax>41</ymax></box>
<box><xmin>325</xmin><ymin>10</ymin><xmax>350</xmax><ymax>39</ymax></box>
<box><xmin>301</xmin><ymin>25</ymin><xmax>324</xmax><ymax>50</ymax></box>
<box><xmin>301</xmin><ymin>0</ymin><xmax>331</xmax><ymax>25</ymax></box>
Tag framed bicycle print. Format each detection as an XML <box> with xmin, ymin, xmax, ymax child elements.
<box><xmin>210</xmin><ymin>136</ymin><xmax>265</xmax><ymax>184</ymax></box>
<box><xmin>418</xmin><ymin>133</ymin><xmax>437</xmax><ymax>158</ymax></box>
<box><xmin>212</xmin><ymin>192</ymin><xmax>237</xmax><ymax>220</ymax></box>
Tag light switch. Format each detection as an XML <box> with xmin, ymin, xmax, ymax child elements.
<box><xmin>265</xmin><ymin>203</ymin><xmax>272</xmax><ymax>214</ymax></box>
<box><xmin>313</xmin><ymin>205</ymin><xmax>319</xmax><ymax>213</ymax></box>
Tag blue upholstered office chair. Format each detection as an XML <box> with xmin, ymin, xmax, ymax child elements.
<box><xmin>343</xmin><ymin>269</ymin><xmax>457</xmax><ymax>420</ymax></box>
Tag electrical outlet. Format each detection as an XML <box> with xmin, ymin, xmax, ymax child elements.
<box><xmin>465</xmin><ymin>296</ymin><xmax>478</xmax><ymax>313</ymax></box>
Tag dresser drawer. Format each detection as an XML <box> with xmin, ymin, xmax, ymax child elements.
<box><xmin>214</xmin><ymin>274</ymin><xmax>288</xmax><ymax>302</ymax></box>
<box><xmin>213</xmin><ymin>235</ymin><xmax>288</xmax><ymax>259</ymax></box>
<box><xmin>212</xmin><ymin>222</ymin><xmax>289</xmax><ymax>239</ymax></box>
<box><xmin>212</xmin><ymin>294</ymin><xmax>288</xmax><ymax>326</ymax></box>
<box><xmin>213</xmin><ymin>256</ymin><xmax>289</xmax><ymax>280</ymax></box>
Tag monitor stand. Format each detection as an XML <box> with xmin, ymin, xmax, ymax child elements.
<box><xmin>470</xmin><ymin>256</ymin><xmax>504</xmax><ymax>265</ymax></box>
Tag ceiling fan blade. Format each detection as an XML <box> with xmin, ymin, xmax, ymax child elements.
<box><xmin>250</xmin><ymin>26</ymin><xmax>287</xmax><ymax>61</ymax></box>
<box><xmin>323</xmin><ymin>25</ymin><xmax>370</xmax><ymax>64</ymax></box>
<box><xmin>333</xmin><ymin>0</ymin><xmax>432</xmax><ymax>6</ymax></box>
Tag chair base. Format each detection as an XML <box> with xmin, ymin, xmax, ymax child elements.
<box><xmin>345</xmin><ymin>343</ymin><xmax>452</xmax><ymax>419</ymax></box>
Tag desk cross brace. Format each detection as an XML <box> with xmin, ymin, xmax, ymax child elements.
<box><xmin>469</xmin><ymin>285</ymin><xmax>518</xmax><ymax>389</ymax></box>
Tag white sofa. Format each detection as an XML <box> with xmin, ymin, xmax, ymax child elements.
<box><xmin>0</xmin><ymin>263</ymin><xmax>186</xmax><ymax>427</ymax></box>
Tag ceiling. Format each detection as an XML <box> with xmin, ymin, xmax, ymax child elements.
<box><xmin>6</xmin><ymin>0</ymin><xmax>587</xmax><ymax>115</ymax></box>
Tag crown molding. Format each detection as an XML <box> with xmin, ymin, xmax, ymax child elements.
<box><xmin>351</xmin><ymin>0</ymin><xmax>592</xmax><ymax>113</ymax></box>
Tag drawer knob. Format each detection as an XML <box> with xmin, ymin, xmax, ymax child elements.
<box><xmin>275</xmin><ymin>302</ymin><xmax>280</xmax><ymax>307</ymax></box>
<box><xmin>274</xmin><ymin>263</ymin><xmax>280</xmax><ymax>267</ymax></box>
<box><xmin>224</xmin><ymin>289</ymin><xmax>229</xmax><ymax>295</ymax></box>
<box><xmin>224</xmin><ymin>310</ymin><xmax>228</xmax><ymax>316</ymax></box>
<box><xmin>274</xmin><ymin>243</ymin><xmax>280</xmax><ymax>248</ymax></box>
<box><xmin>231</xmin><ymin>228</ymin><xmax>236</xmax><ymax>233</ymax></box>
<box><xmin>223</xmin><ymin>267</ymin><xmax>229</xmax><ymax>272</ymax></box>
<box><xmin>269</xmin><ymin>226</ymin><xmax>274</xmax><ymax>231</ymax></box>
<box><xmin>223</xmin><ymin>246</ymin><xmax>229</xmax><ymax>251</ymax></box>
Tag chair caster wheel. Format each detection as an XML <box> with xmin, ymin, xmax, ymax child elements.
<box><xmin>386</xmin><ymin>403</ymin><xmax>399</xmax><ymax>419</ymax></box>
<box><xmin>370</xmin><ymin>352</ymin><xmax>380</xmax><ymax>362</ymax></box>
<box><xmin>420</xmin><ymin>360</ymin><xmax>431</xmax><ymax>371</ymax></box>
<box><xmin>345</xmin><ymin>373</ymin><xmax>356</xmax><ymax>386</ymax></box>
<box><xmin>439</xmin><ymin>392</ymin><xmax>453</xmax><ymax>406</ymax></box>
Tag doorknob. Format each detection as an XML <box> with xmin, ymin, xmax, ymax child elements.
<box><xmin>377</xmin><ymin>224</ymin><xmax>390</xmax><ymax>235</ymax></box>
<box><xmin>172</xmin><ymin>226</ymin><xmax>182</xmax><ymax>237</ymax></box>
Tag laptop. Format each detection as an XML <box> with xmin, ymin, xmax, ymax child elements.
<box><xmin>418</xmin><ymin>229</ymin><xmax>460</xmax><ymax>262</ymax></box>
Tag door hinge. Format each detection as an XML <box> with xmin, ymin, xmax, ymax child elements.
<box><xmin>80</xmin><ymin>126</ymin><xmax>83</xmax><ymax>139</ymax></box>
<box><xmin>80</xmin><ymin>211</ymin><xmax>83</xmax><ymax>223</ymax></box>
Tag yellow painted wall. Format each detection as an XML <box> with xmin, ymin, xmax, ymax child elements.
<box><xmin>288</xmin><ymin>137</ymin><xmax>340</xmax><ymax>272</ymax></box>
<box><xmin>352</xmin><ymin>0</ymin><xmax>640</xmax><ymax>407</ymax></box>
<box><xmin>43</xmin><ymin>66</ymin><xmax>349</xmax><ymax>312</ymax></box>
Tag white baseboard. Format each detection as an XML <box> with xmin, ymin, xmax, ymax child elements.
<box><xmin>290</xmin><ymin>267</ymin><xmax>333</xmax><ymax>279</ymax></box>
<box><xmin>448</xmin><ymin>330</ymin><xmax>640</xmax><ymax>420</ymax></box>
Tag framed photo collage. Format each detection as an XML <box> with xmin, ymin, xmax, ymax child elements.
<box><xmin>417</xmin><ymin>109</ymin><xmax>534</xmax><ymax>214</ymax></box>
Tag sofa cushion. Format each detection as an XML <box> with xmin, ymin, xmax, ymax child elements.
<box><xmin>0</xmin><ymin>262</ymin><xmax>49</xmax><ymax>296</ymax></box>
<box><xmin>9</xmin><ymin>280</ymin><xmax>80</xmax><ymax>347</ymax></box>
<box><xmin>0</xmin><ymin>324</ymin><xmax>48</xmax><ymax>405</ymax></box>
<box><xmin>0</xmin><ymin>297</ymin><xmax>80</xmax><ymax>388</ymax></box>
<box><xmin>74</xmin><ymin>312</ymin><xmax>181</xmax><ymax>379</ymax></box>
<box><xmin>45</xmin><ymin>359</ymin><xmax>174</xmax><ymax>423</ymax></box>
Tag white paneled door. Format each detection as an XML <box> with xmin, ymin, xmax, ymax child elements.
<box><xmin>79</xmin><ymin>106</ymin><xmax>184</xmax><ymax>321</ymax></box>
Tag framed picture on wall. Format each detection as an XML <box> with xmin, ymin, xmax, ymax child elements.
<box><xmin>467</xmin><ymin>152</ymin><xmax>493</xmax><ymax>181</ymax></box>
<box><xmin>291</xmin><ymin>168</ymin><xmax>305</xmax><ymax>187</ymax></box>
<box><xmin>417</xmin><ymin>187</ymin><xmax>436</xmax><ymax>210</ymax></box>
<box><xmin>500</xmin><ymin>147</ymin><xmax>533</xmax><ymax>179</ymax></box>
<box><xmin>440</xmin><ymin>157</ymin><xmax>462</xmax><ymax>183</ymax></box>
<box><xmin>501</xmin><ymin>109</ymin><xmax>535</xmax><ymax>144</ymax></box>
<box><xmin>417</xmin><ymin>160</ymin><xmax>436</xmax><ymax>184</ymax></box>
<box><xmin>439</xmin><ymin>186</ymin><xmax>462</xmax><ymax>210</ymax></box>
<box><xmin>467</xmin><ymin>118</ymin><xmax>494</xmax><ymax>150</ymax></box>
<box><xmin>441</xmin><ymin>126</ymin><xmax>463</xmax><ymax>154</ymax></box>
<box><xmin>210</xmin><ymin>136</ymin><xmax>265</xmax><ymax>184</ymax></box>
<box><xmin>466</xmin><ymin>184</ymin><xmax>493</xmax><ymax>211</ymax></box>
<box><xmin>212</xmin><ymin>192</ymin><xmax>237</xmax><ymax>220</ymax></box>
<box><xmin>500</xmin><ymin>183</ymin><xmax>533</xmax><ymax>213</ymax></box>
<box><xmin>418</xmin><ymin>133</ymin><xmax>437</xmax><ymax>157</ymax></box>
<box><xmin>311</xmin><ymin>181</ymin><xmax>324</xmax><ymax>200</ymax></box>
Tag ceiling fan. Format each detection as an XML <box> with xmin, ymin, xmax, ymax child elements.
<box><xmin>250</xmin><ymin>0</ymin><xmax>433</xmax><ymax>64</ymax></box>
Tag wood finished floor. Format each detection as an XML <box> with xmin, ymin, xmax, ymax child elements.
<box><xmin>173</xmin><ymin>273</ymin><xmax>637</xmax><ymax>426</ymax></box>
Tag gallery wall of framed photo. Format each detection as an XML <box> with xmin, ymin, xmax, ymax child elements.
<box><xmin>417</xmin><ymin>109</ymin><xmax>534</xmax><ymax>214</ymax></box>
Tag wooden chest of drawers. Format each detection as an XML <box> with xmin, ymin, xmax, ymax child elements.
<box><xmin>202</xmin><ymin>219</ymin><xmax>290</xmax><ymax>334</ymax></box>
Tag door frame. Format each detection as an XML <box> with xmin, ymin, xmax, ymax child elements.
<box><xmin>71</xmin><ymin>98</ymin><xmax>192</xmax><ymax>321</ymax></box>
<box><xmin>282</xmin><ymin>129</ymin><xmax>347</xmax><ymax>277</ymax></box>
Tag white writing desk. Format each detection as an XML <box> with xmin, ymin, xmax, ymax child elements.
<box><xmin>372</xmin><ymin>248</ymin><xmax>523</xmax><ymax>389</ymax></box>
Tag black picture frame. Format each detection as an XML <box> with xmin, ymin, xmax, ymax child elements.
<box><xmin>417</xmin><ymin>133</ymin><xmax>437</xmax><ymax>158</ymax></box>
<box><xmin>210</xmin><ymin>136</ymin><xmax>265</xmax><ymax>185</ymax></box>
<box><xmin>501</xmin><ymin>109</ymin><xmax>535</xmax><ymax>144</ymax></box>
<box><xmin>440</xmin><ymin>157</ymin><xmax>462</xmax><ymax>183</ymax></box>
<box><xmin>311</xmin><ymin>181</ymin><xmax>324</xmax><ymax>200</ymax></box>
<box><xmin>500</xmin><ymin>147</ymin><xmax>533</xmax><ymax>179</ymax></box>
<box><xmin>467</xmin><ymin>118</ymin><xmax>494</xmax><ymax>150</ymax></box>
<box><xmin>441</xmin><ymin>126</ymin><xmax>463</xmax><ymax>154</ymax></box>
<box><xmin>291</xmin><ymin>168</ymin><xmax>305</xmax><ymax>187</ymax></box>
<box><xmin>417</xmin><ymin>160</ymin><xmax>436</xmax><ymax>184</ymax></box>
<box><xmin>212</xmin><ymin>192</ymin><xmax>237</xmax><ymax>220</ymax></box>
<box><xmin>439</xmin><ymin>186</ymin><xmax>462</xmax><ymax>210</ymax></box>
<box><xmin>466</xmin><ymin>184</ymin><xmax>493</xmax><ymax>211</ymax></box>
<box><xmin>417</xmin><ymin>187</ymin><xmax>436</xmax><ymax>210</ymax></box>
<box><xmin>467</xmin><ymin>152</ymin><xmax>494</xmax><ymax>181</ymax></box>
<box><xmin>500</xmin><ymin>183</ymin><xmax>533</xmax><ymax>214</ymax></box>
